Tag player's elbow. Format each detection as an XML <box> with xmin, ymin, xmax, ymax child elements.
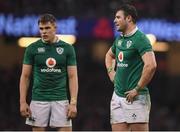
<box><xmin>68</xmin><ymin>72</ymin><xmax>77</xmax><ymax>80</ymax></box>
<box><xmin>105</xmin><ymin>51</ymin><xmax>114</xmax><ymax>60</ymax></box>
<box><xmin>20</xmin><ymin>73</ymin><xmax>30</xmax><ymax>80</ymax></box>
<box><xmin>151</xmin><ymin>60</ymin><xmax>157</xmax><ymax>72</ymax></box>
<box><xmin>145</xmin><ymin>62</ymin><xmax>157</xmax><ymax>73</ymax></box>
<box><xmin>105</xmin><ymin>52</ymin><xmax>109</xmax><ymax>59</ymax></box>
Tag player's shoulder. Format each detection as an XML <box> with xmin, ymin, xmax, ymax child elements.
<box><xmin>26</xmin><ymin>39</ymin><xmax>42</xmax><ymax>49</ymax></box>
<box><xmin>114</xmin><ymin>36</ymin><xmax>121</xmax><ymax>44</ymax></box>
<box><xmin>59</xmin><ymin>40</ymin><xmax>71</xmax><ymax>45</ymax></box>
<box><xmin>135</xmin><ymin>30</ymin><xmax>147</xmax><ymax>40</ymax></box>
<box><xmin>134</xmin><ymin>30</ymin><xmax>151</xmax><ymax>47</ymax></box>
<box><xmin>57</xmin><ymin>40</ymin><xmax>74</xmax><ymax>48</ymax></box>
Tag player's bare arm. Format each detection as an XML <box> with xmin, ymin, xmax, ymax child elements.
<box><xmin>137</xmin><ymin>51</ymin><xmax>157</xmax><ymax>88</ymax></box>
<box><xmin>125</xmin><ymin>51</ymin><xmax>157</xmax><ymax>103</ymax></box>
<box><xmin>105</xmin><ymin>48</ymin><xmax>116</xmax><ymax>82</ymax></box>
<box><xmin>67</xmin><ymin>66</ymin><xmax>78</xmax><ymax>119</ymax></box>
<box><xmin>19</xmin><ymin>64</ymin><xmax>32</xmax><ymax>118</ymax></box>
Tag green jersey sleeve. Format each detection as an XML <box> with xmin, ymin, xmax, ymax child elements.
<box><xmin>135</xmin><ymin>34</ymin><xmax>153</xmax><ymax>56</ymax></box>
<box><xmin>67</xmin><ymin>45</ymin><xmax>77</xmax><ymax>66</ymax></box>
<box><xmin>23</xmin><ymin>45</ymin><xmax>34</xmax><ymax>65</ymax></box>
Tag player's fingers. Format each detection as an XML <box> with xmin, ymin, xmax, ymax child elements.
<box><xmin>20</xmin><ymin>111</ymin><xmax>26</xmax><ymax>117</ymax></box>
<box><xmin>71</xmin><ymin>113</ymin><xmax>76</xmax><ymax>118</ymax></box>
<box><xmin>24</xmin><ymin>108</ymin><xmax>30</xmax><ymax>117</ymax></box>
<box><xmin>67</xmin><ymin>109</ymin><xmax>71</xmax><ymax>118</ymax></box>
<box><xmin>68</xmin><ymin>112</ymin><xmax>74</xmax><ymax>119</ymax></box>
<box><xmin>125</xmin><ymin>91</ymin><xmax>130</xmax><ymax>95</ymax></box>
<box><xmin>126</xmin><ymin>94</ymin><xmax>128</xmax><ymax>99</ymax></box>
<box><xmin>21</xmin><ymin>108</ymin><xmax>28</xmax><ymax>116</ymax></box>
<box><xmin>126</xmin><ymin>94</ymin><xmax>130</xmax><ymax>102</ymax></box>
<box><xmin>24</xmin><ymin>109</ymin><xmax>30</xmax><ymax>117</ymax></box>
<box><xmin>27</xmin><ymin>107</ymin><xmax>32</xmax><ymax>117</ymax></box>
<box><xmin>128</xmin><ymin>94</ymin><xmax>133</xmax><ymax>103</ymax></box>
<box><xmin>69</xmin><ymin>110</ymin><xmax>77</xmax><ymax>119</ymax></box>
<box><xmin>21</xmin><ymin>111</ymin><xmax>29</xmax><ymax>117</ymax></box>
<box><xmin>26</xmin><ymin>113</ymin><xmax>30</xmax><ymax>118</ymax></box>
<box><xmin>67</xmin><ymin>105</ymin><xmax>70</xmax><ymax>115</ymax></box>
<box><xmin>70</xmin><ymin>112</ymin><xmax>77</xmax><ymax>118</ymax></box>
<box><xmin>72</xmin><ymin>110</ymin><xmax>77</xmax><ymax>116</ymax></box>
<box><xmin>129</xmin><ymin>96</ymin><xmax>133</xmax><ymax>103</ymax></box>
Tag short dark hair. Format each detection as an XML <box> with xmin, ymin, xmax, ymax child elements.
<box><xmin>117</xmin><ymin>4</ymin><xmax>138</xmax><ymax>23</ymax></box>
<box><xmin>38</xmin><ymin>14</ymin><xmax>56</xmax><ymax>25</ymax></box>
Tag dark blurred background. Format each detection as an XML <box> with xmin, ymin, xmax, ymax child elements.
<box><xmin>0</xmin><ymin>0</ymin><xmax>180</xmax><ymax>131</ymax></box>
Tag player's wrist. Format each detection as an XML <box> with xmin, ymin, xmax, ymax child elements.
<box><xmin>20</xmin><ymin>100</ymin><xmax>27</xmax><ymax>104</ymax></box>
<box><xmin>107</xmin><ymin>67</ymin><xmax>113</xmax><ymax>74</ymax></box>
<box><xmin>134</xmin><ymin>85</ymin><xmax>142</xmax><ymax>92</ymax></box>
<box><xmin>70</xmin><ymin>97</ymin><xmax>77</xmax><ymax>105</ymax></box>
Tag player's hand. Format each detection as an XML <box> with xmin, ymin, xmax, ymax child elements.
<box><xmin>108</xmin><ymin>70</ymin><xmax>116</xmax><ymax>82</ymax></box>
<box><xmin>125</xmin><ymin>89</ymin><xmax>138</xmax><ymax>103</ymax></box>
<box><xmin>67</xmin><ymin>104</ymin><xmax>77</xmax><ymax>119</ymax></box>
<box><xmin>20</xmin><ymin>102</ymin><xmax>31</xmax><ymax>118</ymax></box>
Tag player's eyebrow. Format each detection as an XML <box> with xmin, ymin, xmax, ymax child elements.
<box><xmin>39</xmin><ymin>26</ymin><xmax>51</xmax><ymax>30</ymax></box>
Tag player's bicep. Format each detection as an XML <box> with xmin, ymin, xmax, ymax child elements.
<box><xmin>107</xmin><ymin>48</ymin><xmax>115</xmax><ymax>59</ymax></box>
<box><xmin>142</xmin><ymin>51</ymin><xmax>157</xmax><ymax>67</ymax></box>
<box><xmin>21</xmin><ymin>64</ymin><xmax>32</xmax><ymax>78</ymax></box>
<box><xmin>67</xmin><ymin>66</ymin><xmax>77</xmax><ymax>79</ymax></box>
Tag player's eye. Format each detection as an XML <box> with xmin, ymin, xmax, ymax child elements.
<box><xmin>45</xmin><ymin>27</ymin><xmax>51</xmax><ymax>30</ymax></box>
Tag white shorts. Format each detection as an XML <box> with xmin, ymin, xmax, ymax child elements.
<box><xmin>111</xmin><ymin>92</ymin><xmax>151</xmax><ymax>124</ymax></box>
<box><xmin>26</xmin><ymin>100</ymin><xmax>72</xmax><ymax>127</ymax></box>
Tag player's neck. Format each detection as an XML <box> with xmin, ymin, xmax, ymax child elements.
<box><xmin>43</xmin><ymin>36</ymin><xmax>58</xmax><ymax>44</ymax></box>
<box><xmin>50</xmin><ymin>36</ymin><xmax>58</xmax><ymax>43</ymax></box>
<box><xmin>123</xmin><ymin>24</ymin><xmax>137</xmax><ymax>37</ymax></box>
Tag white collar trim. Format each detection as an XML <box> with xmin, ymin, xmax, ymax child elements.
<box><xmin>122</xmin><ymin>26</ymin><xmax>138</xmax><ymax>37</ymax></box>
<box><xmin>42</xmin><ymin>36</ymin><xmax>59</xmax><ymax>43</ymax></box>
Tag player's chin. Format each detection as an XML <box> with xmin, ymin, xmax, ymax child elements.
<box><xmin>116</xmin><ymin>27</ymin><xmax>121</xmax><ymax>32</ymax></box>
<box><xmin>43</xmin><ymin>38</ymin><xmax>50</xmax><ymax>42</ymax></box>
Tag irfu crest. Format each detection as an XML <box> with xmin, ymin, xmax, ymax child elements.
<box><xmin>56</xmin><ymin>47</ymin><xmax>64</xmax><ymax>55</ymax></box>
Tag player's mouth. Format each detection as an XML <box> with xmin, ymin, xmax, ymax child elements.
<box><xmin>115</xmin><ymin>23</ymin><xmax>119</xmax><ymax>27</ymax></box>
<box><xmin>42</xmin><ymin>35</ymin><xmax>48</xmax><ymax>39</ymax></box>
<box><xmin>115</xmin><ymin>24</ymin><xmax>120</xmax><ymax>29</ymax></box>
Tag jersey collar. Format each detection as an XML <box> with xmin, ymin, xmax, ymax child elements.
<box><xmin>122</xmin><ymin>26</ymin><xmax>138</xmax><ymax>37</ymax></box>
<box><xmin>41</xmin><ymin>36</ymin><xmax>60</xmax><ymax>44</ymax></box>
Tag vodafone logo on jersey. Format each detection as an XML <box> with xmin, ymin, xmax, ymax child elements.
<box><xmin>117</xmin><ymin>51</ymin><xmax>128</xmax><ymax>67</ymax></box>
<box><xmin>46</xmin><ymin>58</ymin><xmax>56</xmax><ymax>68</ymax></box>
<box><xmin>118</xmin><ymin>52</ymin><xmax>123</xmax><ymax>62</ymax></box>
<box><xmin>41</xmin><ymin>57</ymin><xmax>61</xmax><ymax>73</ymax></box>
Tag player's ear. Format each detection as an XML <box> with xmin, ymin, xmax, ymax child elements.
<box><xmin>53</xmin><ymin>24</ymin><xmax>57</xmax><ymax>33</ymax></box>
<box><xmin>126</xmin><ymin>15</ymin><xmax>132</xmax><ymax>22</ymax></box>
<box><xmin>53</xmin><ymin>22</ymin><xmax>57</xmax><ymax>29</ymax></box>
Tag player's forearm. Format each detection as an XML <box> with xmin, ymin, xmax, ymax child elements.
<box><xmin>137</xmin><ymin>63</ymin><xmax>156</xmax><ymax>89</ymax></box>
<box><xmin>105</xmin><ymin>51</ymin><xmax>115</xmax><ymax>72</ymax></box>
<box><xmin>19</xmin><ymin>76</ymin><xmax>30</xmax><ymax>104</ymax></box>
<box><xmin>68</xmin><ymin>73</ymin><xmax>78</xmax><ymax>105</ymax></box>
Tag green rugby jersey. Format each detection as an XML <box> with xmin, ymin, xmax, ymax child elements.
<box><xmin>23</xmin><ymin>39</ymin><xmax>77</xmax><ymax>101</ymax></box>
<box><xmin>111</xmin><ymin>28</ymin><xmax>152</xmax><ymax>97</ymax></box>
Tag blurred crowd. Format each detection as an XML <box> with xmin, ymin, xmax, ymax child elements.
<box><xmin>0</xmin><ymin>0</ymin><xmax>180</xmax><ymax>20</ymax></box>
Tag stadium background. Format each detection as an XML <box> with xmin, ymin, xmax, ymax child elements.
<box><xmin>0</xmin><ymin>0</ymin><xmax>180</xmax><ymax>130</ymax></box>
